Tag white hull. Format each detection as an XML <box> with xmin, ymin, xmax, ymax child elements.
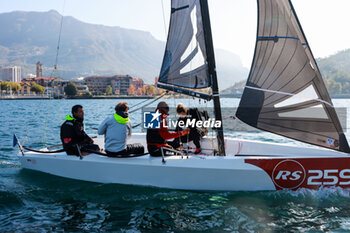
<box><xmin>19</xmin><ymin>133</ymin><xmax>350</xmax><ymax>191</ymax></box>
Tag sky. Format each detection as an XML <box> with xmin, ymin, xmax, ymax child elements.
<box><xmin>1</xmin><ymin>0</ymin><xmax>350</xmax><ymax>68</ymax></box>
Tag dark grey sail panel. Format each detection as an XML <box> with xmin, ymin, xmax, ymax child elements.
<box><xmin>158</xmin><ymin>0</ymin><xmax>210</xmax><ymax>89</ymax></box>
<box><xmin>236</xmin><ymin>0</ymin><xmax>350</xmax><ymax>153</ymax></box>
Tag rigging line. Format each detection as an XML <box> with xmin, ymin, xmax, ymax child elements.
<box><xmin>42</xmin><ymin>101</ymin><xmax>52</xmax><ymax>148</ymax></box>
<box><xmin>245</xmin><ymin>85</ymin><xmax>333</xmax><ymax>107</ymax></box>
<box><xmin>129</xmin><ymin>92</ymin><xmax>167</xmax><ymax>114</ymax></box>
<box><xmin>129</xmin><ymin>96</ymin><xmax>159</xmax><ymax>110</ymax></box>
<box><xmin>53</xmin><ymin>0</ymin><xmax>66</xmax><ymax>76</ymax></box>
<box><xmin>160</xmin><ymin>0</ymin><xmax>168</xmax><ymax>37</ymax></box>
<box><xmin>43</xmin><ymin>0</ymin><xmax>66</xmax><ymax>147</ymax></box>
<box><xmin>173</xmin><ymin>85</ymin><xmax>182</xmax><ymax>149</ymax></box>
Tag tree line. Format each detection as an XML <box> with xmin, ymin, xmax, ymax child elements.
<box><xmin>64</xmin><ymin>83</ymin><xmax>164</xmax><ymax>97</ymax></box>
<box><xmin>0</xmin><ymin>81</ymin><xmax>45</xmax><ymax>94</ymax></box>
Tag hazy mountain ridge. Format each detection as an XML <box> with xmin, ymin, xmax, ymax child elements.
<box><xmin>0</xmin><ymin>10</ymin><xmax>248</xmax><ymax>87</ymax></box>
<box><xmin>0</xmin><ymin>10</ymin><xmax>165</xmax><ymax>80</ymax></box>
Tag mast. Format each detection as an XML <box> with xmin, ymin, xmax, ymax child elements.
<box><xmin>199</xmin><ymin>0</ymin><xmax>225</xmax><ymax>156</ymax></box>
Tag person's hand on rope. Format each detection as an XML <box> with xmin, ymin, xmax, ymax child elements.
<box><xmin>177</xmin><ymin>145</ymin><xmax>184</xmax><ymax>151</ymax></box>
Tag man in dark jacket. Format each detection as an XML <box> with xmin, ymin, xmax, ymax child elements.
<box><xmin>146</xmin><ymin>102</ymin><xmax>189</xmax><ymax>157</ymax></box>
<box><xmin>173</xmin><ymin>103</ymin><xmax>209</xmax><ymax>154</ymax></box>
<box><xmin>60</xmin><ymin>105</ymin><xmax>99</xmax><ymax>155</ymax></box>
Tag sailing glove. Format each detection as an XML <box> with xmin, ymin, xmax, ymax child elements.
<box><xmin>179</xmin><ymin>128</ymin><xmax>190</xmax><ymax>136</ymax></box>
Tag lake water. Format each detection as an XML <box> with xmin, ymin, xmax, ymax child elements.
<box><xmin>0</xmin><ymin>98</ymin><xmax>350</xmax><ymax>232</ymax></box>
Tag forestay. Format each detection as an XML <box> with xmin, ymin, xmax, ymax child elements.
<box><xmin>158</xmin><ymin>0</ymin><xmax>210</xmax><ymax>89</ymax></box>
<box><xmin>236</xmin><ymin>0</ymin><xmax>350</xmax><ymax>153</ymax></box>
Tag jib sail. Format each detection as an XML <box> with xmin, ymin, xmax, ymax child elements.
<box><xmin>236</xmin><ymin>0</ymin><xmax>350</xmax><ymax>153</ymax></box>
<box><xmin>158</xmin><ymin>0</ymin><xmax>210</xmax><ymax>92</ymax></box>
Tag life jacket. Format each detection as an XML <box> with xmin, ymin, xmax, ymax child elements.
<box><xmin>60</xmin><ymin>114</ymin><xmax>91</xmax><ymax>155</ymax></box>
<box><xmin>114</xmin><ymin>112</ymin><xmax>129</xmax><ymax>124</ymax></box>
<box><xmin>65</xmin><ymin>114</ymin><xmax>76</xmax><ymax>121</ymax></box>
<box><xmin>146</xmin><ymin>108</ymin><xmax>178</xmax><ymax>147</ymax></box>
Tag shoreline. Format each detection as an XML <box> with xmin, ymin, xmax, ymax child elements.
<box><xmin>2</xmin><ymin>94</ymin><xmax>350</xmax><ymax>100</ymax></box>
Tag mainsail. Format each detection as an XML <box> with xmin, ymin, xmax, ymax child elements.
<box><xmin>158</xmin><ymin>0</ymin><xmax>225</xmax><ymax>155</ymax></box>
<box><xmin>236</xmin><ymin>0</ymin><xmax>350</xmax><ymax>153</ymax></box>
<box><xmin>158</xmin><ymin>0</ymin><xmax>210</xmax><ymax>91</ymax></box>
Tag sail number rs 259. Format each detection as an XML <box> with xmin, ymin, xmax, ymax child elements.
<box><xmin>307</xmin><ymin>169</ymin><xmax>350</xmax><ymax>185</ymax></box>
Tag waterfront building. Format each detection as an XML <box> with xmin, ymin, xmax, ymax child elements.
<box><xmin>59</xmin><ymin>77</ymin><xmax>89</xmax><ymax>94</ymax></box>
<box><xmin>132</xmin><ymin>78</ymin><xmax>144</xmax><ymax>89</ymax></box>
<box><xmin>85</xmin><ymin>75</ymin><xmax>133</xmax><ymax>95</ymax></box>
<box><xmin>1</xmin><ymin>66</ymin><xmax>21</xmax><ymax>82</ymax></box>
<box><xmin>19</xmin><ymin>83</ymin><xmax>32</xmax><ymax>95</ymax></box>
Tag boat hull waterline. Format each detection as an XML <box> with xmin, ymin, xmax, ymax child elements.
<box><xmin>18</xmin><ymin>134</ymin><xmax>350</xmax><ymax>191</ymax></box>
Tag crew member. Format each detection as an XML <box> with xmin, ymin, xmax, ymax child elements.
<box><xmin>60</xmin><ymin>105</ymin><xmax>100</xmax><ymax>155</ymax></box>
<box><xmin>173</xmin><ymin>103</ymin><xmax>209</xmax><ymax>154</ymax></box>
<box><xmin>146</xmin><ymin>101</ymin><xmax>189</xmax><ymax>156</ymax></box>
<box><xmin>98</xmin><ymin>102</ymin><xmax>144</xmax><ymax>157</ymax></box>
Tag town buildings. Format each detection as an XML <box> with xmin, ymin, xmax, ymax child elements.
<box><xmin>132</xmin><ymin>78</ymin><xmax>144</xmax><ymax>89</ymax></box>
<box><xmin>85</xmin><ymin>75</ymin><xmax>133</xmax><ymax>95</ymax></box>
<box><xmin>22</xmin><ymin>77</ymin><xmax>57</xmax><ymax>87</ymax></box>
<box><xmin>1</xmin><ymin>66</ymin><xmax>21</xmax><ymax>82</ymax></box>
<box><xmin>19</xmin><ymin>83</ymin><xmax>32</xmax><ymax>95</ymax></box>
<box><xmin>60</xmin><ymin>77</ymin><xmax>89</xmax><ymax>94</ymax></box>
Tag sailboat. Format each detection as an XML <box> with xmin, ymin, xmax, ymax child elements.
<box><xmin>17</xmin><ymin>0</ymin><xmax>350</xmax><ymax>191</ymax></box>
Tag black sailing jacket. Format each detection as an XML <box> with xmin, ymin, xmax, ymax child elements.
<box><xmin>60</xmin><ymin>115</ymin><xmax>92</xmax><ymax>155</ymax></box>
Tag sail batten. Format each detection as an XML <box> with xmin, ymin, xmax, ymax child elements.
<box><xmin>236</xmin><ymin>0</ymin><xmax>350</xmax><ymax>153</ymax></box>
<box><xmin>245</xmin><ymin>86</ymin><xmax>333</xmax><ymax>108</ymax></box>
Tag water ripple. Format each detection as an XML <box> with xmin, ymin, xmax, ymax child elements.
<box><xmin>0</xmin><ymin>99</ymin><xmax>350</xmax><ymax>232</ymax></box>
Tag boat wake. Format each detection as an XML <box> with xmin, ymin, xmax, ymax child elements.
<box><xmin>0</xmin><ymin>160</ymin><xmax>21</xmax><ymax>168</ymax></box>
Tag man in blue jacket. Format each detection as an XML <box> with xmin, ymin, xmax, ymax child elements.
<box><xmin>98</xmin><ymin>102</ymin><xmax>144</xmax><ymax>156</ymax></box>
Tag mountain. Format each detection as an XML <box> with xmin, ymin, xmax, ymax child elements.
<box><xmin>0</xmin><ymin>10</ymin><xmax>164</xmax><ymax>82</ymax></box>
<box><xmin>318</xmin><ymin>49</ymin><xmax>350</xmax><ymax>75</ymax></box>
<box><xmin>215</xmin><ymin>49</ymin><xmax>248</xmax><ymax>88</ymax></box>
<box><xmin>317</xmin><ymin>49</ymin><xmax>350</xmax><ymax>94</ymax></box>
<box><xmin>0</xmin><ymin>10</ymin><xmax>247</xmax><ymax>88</ymax></box>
